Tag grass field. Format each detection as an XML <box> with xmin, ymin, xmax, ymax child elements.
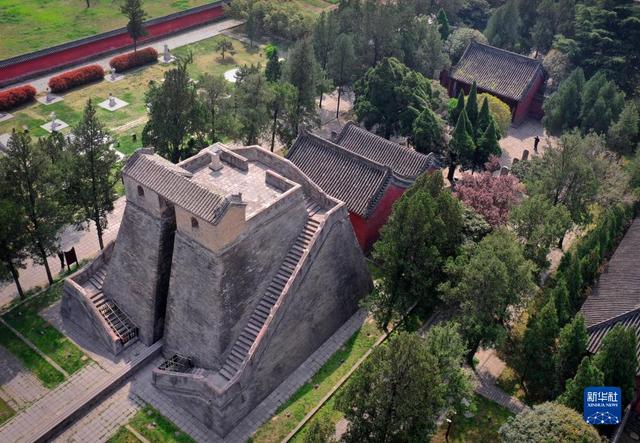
<box><xmin>3</xmin><ymin>282</ymin><xmax>91</xmax><ymax>375</ymax></box>
<box><xmin>0</xmin><ymin>35</ymin><xmax>263</xmax><ymax>155</ymax></box>
<box><xmin>0</xmin><ymin>0</ymin><xmax>212</xmax><ymax>59</ymax></box>
<box><xmin>108</xmin><ymin>404</ymin><xmax>194</xmax><ymax>443</ymax></box>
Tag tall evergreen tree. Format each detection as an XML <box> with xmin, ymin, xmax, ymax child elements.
<box><xmin>474</xmin><ymin>119</ymin><xmax>501</xmax><ymax>171</ymax></box>
<box><xmin>235</xmin><ymin>72</ymin><xmax>272</xmax><ymax>145</ymax></box>
<box><xmin>198</xmin><ymin>73</ymin><xmax>232</xmax><ymax>143</ymax></box>
<box><xmin>447</xmin><ymin>109</ymin><xmax>475</xmax><ymax>181</ymax></box>
<box><xmin>1</xmin><ymin>131</ymin><xmax>68</xmax><ymax>285</ymax></box>
<box><xmin>264</xmin><ymin>44</ymin><xmax>281</xmax><ymax>82</ymax></box>
<box><xmin>484</xmin><ymin>0</ymin><xmax>522</xmax><ymax>52</ymax></box>
<box><xmin>608</xmin><ymin>101</ymin><xmax>640</xmax><ymax>154</ymax></box>
<box><xmin>436</xmin><ymin>8</ymin><xmax>451</xmax><ymax>40</ymax></box>
<box><xmin>412</xmin><ymin>107</ymin><xmax>445</xmax><ymax>155</ymax></box>
<box><xmin>466</xmin><ymin>81</ymin><xmax>479</xmax><ymax>130</ymax></box>
<box><xmin>555</xmin><ymin>313</ymin><xmax>588</xmax><ymax>393</ymax></box>
<box><xmin>476</xmin><ymin>97</ymin><xmax>492</xmax><ymax>136</ymax></box>
<box><xmin>559</xmin><ymin>356</ymin><xmax>604</xmax><ymax>413</ymax></box>
<box><xmin>593</xmin><ymin>324</ymin><xmax>638</xmax><ymax>407</ymax></box>
<box><xmin>450</xmin><ymin>89</ymin><xmax>466</xmax><ymax>125</ymax></box>
<box><xmin>579</xmin><ymin>71</ymin><xmax>625</xmax><ymax>135</ymax></box>
<box><xmin>67</xmin><ymin>100</ymin><xmax>120</xmax><ymax>250</ymax></box>
<box><xmin>328</xmin><ymin>33</ymin><xmax>356</xmax><ymax>118</ymax></box>
<box><xmin>543</xmin><ymin>68</ymin><xmax>585</xmax><ymax>135</ymax></box>
<box><xmin>267</xmin><ymin>82</ymin><xmax>296</xmax><ymax>152</ymax></box>
<box><xmin>284</xmin><ymin>38</ymin><xmax>318</xmax><ymax>136</ymax></box>
<box><xmin>551</xmin><ymin>278</ymin><xmax>572</xmax><ymax>327</ymax></box>
<box><xmin>120</xmin><ymin>0</ymin><xmax>147</xmax><ymax>51</ymax></box>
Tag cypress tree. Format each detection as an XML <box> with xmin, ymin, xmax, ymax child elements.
<box><xmin>450</xmin><ymin>89</ymin><xmax>465</xmax><ymax>125</ymax></box>
<box><xmin>475</xmin><ymin>119</ymin><xmax>501</xmax><ymax>170</ymax></box>
<box><xmin>559</xmin><ymin>356</ymin><xmax>604</xmax><ymax>413</ymax></box>
<box><xmin>555</xmin><ymin>314</ymin><xmax>588</xmax><ymax>393</ymax></box>
<box><xmin>562</xmin><ymin>252</ymin><xmax>583</xmax><ymax>312</ymax></box>
<box><xmin>551</xmin><ymin>278</ymin><xmax>572</xmax><ymax>326</ymax></box>
<box><xmin>477</xmin><ymin>97</ymin><xmax>491</xmax><ymax>136</ymax></box>
<box><xmin>436</xmin><ymin>8</ymin><xmax>450</xmax><ymax>41</ymax></box>
<box><xmin>466</xmin><ymin>81</ymin><xmax>479</xmax><ymax>131</ymax></box>
<box><xmin>594</xmin><ymin>324</ymin><xmax>638</xmax><ymax>407</ymax></box>
<box><xmin>447</xmin><ymin>109</ymin><xmax>475</xmax><ymax>180</ymax></box>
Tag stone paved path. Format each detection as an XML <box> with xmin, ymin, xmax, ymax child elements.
<box><xmin>473</xmin><ymin>348</ymin><xmax>529</xmax><ymax>415</ymax></box>
<box><xmin>0</xmin><ymin>345</ymin><xmax>48</xmax><ymax>412</ymax></box>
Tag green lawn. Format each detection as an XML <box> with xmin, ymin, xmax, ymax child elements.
<box><xmin>0</xmin><ymin>35</ymin><xmax>263</xmax><ymax>156</ymax></box>
<box><xmin>432</xmin><ymin>395</ymin><xmax>513</xmax><ymax>443</ymax></box>
<box><xmin>0</xmin><ymin>396</ymin><xmax>15</xmax><ymax>426</ymax></box>
<box><xmin>0</xmin><ymin>0</ymin><xmax>212</xmax><ymax>59</ymax></box>
<box><xmin>251</xmin><ymin>319</ymin><xmax>382</xmax><ymax>442</ymax></box>
<box><xmin>108</xmin><ymin>404</ymin><xmax>194</xmax><ymax>443</ymax></box>
<box><xmin>0</xmin><ymin>322</ymin><xmax>65</xmax><ymax>388</ymax></box>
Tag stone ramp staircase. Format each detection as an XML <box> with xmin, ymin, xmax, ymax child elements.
<box><xmin>217</xmin><ymin>200</ymin><xmax>324</xmax><ymax>382</ymax></box>
<box><xmin>86</xmin><ymin>266</ymin><xmax>138</xmax><ymax>345</ymax></box>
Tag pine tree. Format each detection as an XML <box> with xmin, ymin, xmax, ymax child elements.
<box><xmin>436</xmin><ymin>8</ymin><xmax>450</xmax><ymax>41</ymax></box>
<box><xmin>447</xmin><ymin>109</ymin><xmax>475</xmax><ymax>181</ymax></box>
<box><xmin>593</xmin><ymin>324</ymin><xmax>638</xmax><ymax>407</ymax></box>
<box><xmin>466</xmin><ymin>81</ymin><xmax>479</xmax><ymax>131</ymax></box>
<box><xmin>121</xmin><ymin>0</ymin><xmax>147</xmax><ymax>52</ymax></box>
<box><xmin>198</xmin><ymin>73</ymin><xmax>232</xmax><ymax>143</ymax></box>
<box><xmin>561</xmin><ymin>252</ymin><xmax>583</xmax><ymax>312</ymax></box>
<box><xmin>268</xmin><ymin>82</ymin><xmax>296</xmax><ymax>152</ymax></box>
<box><xmin>484</xmin><ymin>0</ymin><xmax>522</xmax><ymax>52</ymax></box>
<box><xmin>474</xmin><ymin>119</ymin><xmax>501</xmax><ymax>171</ymax></box>
<box><xmin>543</xmin><ymin>68</ymin><xmax>585</xmax><ymax>135</ymax></box>
<box><xmin>607</xmin><ymin>100</ymin><xmax>640</xmax><ymax>154</ymax></box>
<box><xmin>215</xmin><ymin>37</ymin><xmax>234</xmax><ymax>61</ymax></box>
<box><xmin>580</xmin><ymin>71</ymin><xmax>625</xmax><ymax>134</ymax></box>
<box><xmin>476</xmin><ymin>97</ymin><xmax>492</xmax><ymax>137</ymax></box>
<box><xmin>67</xmin><ymin>100</ymin><xmax>120</xmax><ymax>250</ymax></box>
<box><xmin>559</xmin><ymin>357</ymin><xmax>604</xmax><ymax>413</ymax></box>
<box><xmin>551</xmin><ymin>278</ymin><xmax>572</xmax><ymax>327</ymax></box>
<box><xmin>555</xmin><ymin>314</ymin><xmax>588</xmax><ymax>393</ymax></box>
<box><xmin>235</xmin><ymin>71</ymin><xmax>272</xmax><ymax>145</ymax></box>
<box><xmin>450</xmin><ymin>89</ymin><xmax>465</xmax><ymax>125</ymax></box>
<box><xmin>328</xmin><ymin>33</ymin><xmax>356</xmax><ymax>118</ymax></box>
<box><xmin>521</xmin><ymin>300</ymin><xmax>559</xmax><ymax>401</ymax></box>
<box><xmin>284</xmin><ymin>38</ymin><xmax>318</xmax><ymax>136</ymax></box>
<box><xmin>265</xmin><ymin>44</ymin><xmax>281</xmax><ymax>82</ymax></box>
<box><xmin>412</xmin><ymin>107</ymin><xmax>445</xmax><ymax>155</ymax></box>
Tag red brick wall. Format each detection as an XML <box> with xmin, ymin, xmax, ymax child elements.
<box><xmin>0</xmin><ymin>4</ymin><xmax>225</xmax><ymax>87</ymax></box>
<box><xmin>513</xmin><ymin>72</ymin><xmax>544</xmax><ymax>125</ymax></box>
<box><xmin>349</xmin><ymin>184</ymin><xmax>406</xmax><ymax>253</ymax></box>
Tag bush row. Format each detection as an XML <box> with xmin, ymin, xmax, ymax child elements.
<box><xmin>0</xmin><ymin>85</ymin><xmax>37</xmax><ymax>111</ymax></box>
<box><xmin>109</xmin><ymin>48</ymin><xmax>158</xmax><ymax>73</ymax></box>
<box><xmin>48</xmin><ymin>65</ymin><xmax>104</xmax><ymax>93</ymax></box>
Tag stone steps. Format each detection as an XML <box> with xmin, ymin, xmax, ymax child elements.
<box><xmin>216</xmin><ymin>200</ymin><xmax>323</xmax><ymax>382</ymax></box>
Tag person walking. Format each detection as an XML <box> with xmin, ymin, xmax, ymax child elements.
<box><xmin>533</xmin><ymin>135</ymin><xmax>540</xmax><ymax>153</ymax></box>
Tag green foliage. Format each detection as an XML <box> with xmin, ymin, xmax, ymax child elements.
<box><xmin>265</xmin><ymin>44</ymin><xmax>281</xmax><ymax>82</ymax></box>
<box><xmin>439</xmin><ymin>229</ymin><xmax>536</xmax><ymax>360</ymax></box>
<box><xmin>411</xmin><ymin>107</ymin><xmax>445</xmax><ymax>155</ymax></box>
<box><xmin>484</xmin><ymin>0</ymin><xmax>522</xmax><ymax>52</ymax></box>
<box><xmin>509</xmin><ymin>195</ymin><xmax>572</xmax><ymax>271</ymax></box>
<box><xmin>436</xmin><ymin>8</ymin><xmax>451</xmax><ymax>40</ymax></box>
<box><xmin>558</xmin><ymin>356</ymin><xmax>604</xmax><ymax>414</ymax></box>
<box><xmin>499</xmin><ymin>402</ymin><xmax>601</xmax><ymax>442</ymax></box>
<box><xmin>466</xmin><ymin>81</ymin><xmax>478</xmax><ymax>130</ymax></box>
<box><xmin>120</xmin><ymin>0</ymin><xmax>147</xmax><ymax>51</ymax></box>
<box><xmin>555</xmin><ymin>314</ymin><xmax>588</xmax><ymax>394</ymax></box>
<box><xmin>198</xmin><ymin>73</ymin><xmax>233</xmax><ymax>143</ymax></box>
<box><xmin>215</xmin><ymin>36</ymin><xmax>234</xmax><ymax>61</ymax></box>
<box><xmin>608</xmin><ymin>101</ymin><xmax>640</xmax><ymax>154</ymax></box>
<box><xmin>450</xmin><ymin>89</ymin><xmax>465</xmax><ymax>125</ymax></box>
<box><xmin>543</xmin><ymin>68</ymin><xmax>585</xmax><ymax>135</ymax></box>
<box><xmin>445</xmin><ymin>27</ymin><xmax>488</xmax><ymax>64</ymax></box>
<box><xmin>268</xmin><ymin>81</ymin><xmax>298</xmax><ymax>150</ymax></box>
<box><xmin>283</xmin><ymin>38</ymin><xmax>319</xmax><ymax>136</ymax></box>
<box><xmin>476</xmin><ymin>93</ymin><xmax>511</xmax><ymax>136</ymax></box>
<box><xmin>520</xmin><ymin>300</ymin><xmax>559</xmax><ymax>401</ymax></box>
<box><xmin>551</xmin><ymin>278</ymin><xmax>572</xmax><ymax>327</ymax></box>
<box><xmin>448</xmin><ymin>109</ymin><xmax>476</xmax><ymax>177</ymax></box>
<box><xmin>302</xmin><ymin>417</ymin><xmax>334</xmax><ymax>443</ymax></box>
<box><xmin>460</xmin><ymin>204</ymin><xmax>492</xmax><ymax>244</ymax></box>
<box><xmin>476</xmin><ymin>97</ymin><xmax>491</xmax><ymax>136</ymax></box>
<box><xmin>367</xmin><ymin>173</ymin><xmax>464</xmax><ymax>330</ymax></box>
<box><xmin>474</xmin><ymin>119</ymin><xmax>502</xmax><ymax>171</ymax></box>
<box><xmin>336</xmin><ymin>331</ymin><xmax>471</xmax><ymax>442</ymax></box>
<box><xmin>67</xmin><ymin>100</ymin><xmax>121</xmax><ymax>250</ymax></box>
<box><xmin>235</xmin><ymin>71</ymin><xmax>272</xmax><ymax>145</ymax></box>
<box><xmin>327</xmin><ymin>33</ymin><xmax>356</xmax><ymax>116</ymax></box>
<box><xmin>593</xmin><ymin>324</ymin><xmax>638</xmax><ymax>407</ymax></box>
<box><xmin>227</xmin><ymin>0</ymin><xmax>312</xmax><ymax>43</ymax></box>
<box><xmin>0</xmin><ymin>196</ymin><xmax>29</xmax><ymax>298</ymax></box>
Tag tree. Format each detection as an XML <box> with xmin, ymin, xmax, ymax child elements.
<box><xmin>327</xmin><ymin>33</ymin><xmax>356</xmax><ymax>118</ymax></box>
<box><xmin>466</xmin><ymin>81</ymin><xmax>479</xmax><ymax>131</ymax></box>
<box><xmin>0</xmin><ymin>197</ymin><xmax>29</xmax><ymax>299</ymax></box>
<box><xmin>367</xmin><ymin>173</ymin><xmax>463</xmax><ymax>330</ymax></box>
<box><xmin>550</xmin><ymin>277</ymin><xmax>572</xmax><ymax>327</ymax></box>
<box><xmin>455</xmin><ymin>172</ymin><xmax>523</xmax><ymax>227</ymax></box>
<box><xmin>447</xmin><ymin>110</ymin><xmax>475</xmax><ymax>181</ymax></box>
<box><xmin>476</xmin><ymin>97</ymin><xmax>492</xmax><ymax>136</ymax></box>
<box><xmin>336</xmin><ymin>331</ymin><xmax>471</xmax><ymax>443</ymax></box>
<box><xmin>67</xmin><ymin>100</ymin><xmax>120</xmax><ymax>250</ymax></box>
<box><xmin>267</xmin><ymin>82</ymin><xmax>296</xmax><ymax>152</ymax></box>
<box><xmin>303</xmin><ymin>417</ymin><xmax>334</xmax><ymax>443</ymax></box>
<box><xmin>411</xmin><ymin>107</ymin><xmax>445</xmax><ymax>155</ymax></box>
<box><xmin>510</xmin><ymin>195</ymin><xmax>572</xmax><ymax>270</ymax></box>
<box><xmin>143</xmin><ymin>55</ymin><xmax>203</xmax><ymax>163</ymax></box>
<box><xmin>120</xmin><ymin>0</ymin><xmax>147</xmax><ymax>52</ymax></box>
<box><xmin>436</xmin><ymin>8</ymin><xmax>450</xmax><ymax>40</ymax></box>
<box><xmin>461</xmin><ymin>204</ymin><xmax>492</xmax><ymax>244</ymax></box>
<box><xmin>312</xmin><ymin>11</ymin><xmax>336</xmax><ymax>72</ymax></box>
<box><xmin>593</xmin><ymin>324</ymin><xmax>638</xmax><ymax>407</ymax></box>
<box><xmin>524</xmin><ymin>131</ymin><xmax>606</xmax><ymax>227</ymax></box>
<box><xmin>198</xmin><ymin>73</ymin><xmax>232</xmax><ymax>143</ymax></box>
<box><xmin>499</xmin><ymin>402</ymin><xmax>601</xmax><ymax>443</ymax></box>
<box><xmin>542</xmin><ymin>68</ymin><xmax>585</xmax><ymax>135</ymax></box>
<box><xmin>439</xmin><ymin>229</ymin><xmax>535</xmax><ymax>362</ymax></box>
<box><xmin>559</xmin><ymin>356</ymin><xmax>604</xmax><ymax>413</ymax></box>
<box><xmin>264</xmin><ymin>44</ymin><xmax>281</xmax><ymax>82</ymax></box>
<box><xmin>579</xmin><ymin>71</ymin><xmax>625</xmax><ymax>135</ymax></box>
<box><xmin>520</xmin><ymin>300</ymin><xmax>559</xmax><ymax>401</ymax></box>
<box><xmin>215</xmin><ymin>37</ymin><xmax>234</xmax><ymax>61</ymax></box>
<box><xmin>1</xmin><ymin>131</ymin><xmax>68</xmax><ymax>285</ymax></box>
<box><xmin>235</xmin><ymin>72</ymin><xmax>272</xmax><ymax>145</ymax></box>
<box><xmin>608</xmin><ymin>101</ymin><xmax>639</xmax><ymax>154</ymax></box>
<box><xmin>555</xmin><ymin>314</ymin><xmax>589</xmax><ymax>396</ymax></box>
<box><xmin>473</xmin><ymin>119</ymin><xmax>501</xmax><ymax>171</ymax></box>
<box><xmin>445</xmin><ymin>27</ymin><xmax>488</xmax><ymax>64</ymax></box>
<box><xmin>476</xmin><ymin>93</ymin><xmax>511</xmax><ymax>136</ymax></box>
<box><xmin>449</xmin><ymin>89</ymin><xmax>465</xmax><ymax>125</ymax></box>
<box><xmin>283</xmin><ymin>38</ymin><xmax>318</xmax><ymax>136</ymax></box>
<box><xmin>484</xmin><ymin>0</ymin><xmax>522</xmax><ymax>52</ymax></box>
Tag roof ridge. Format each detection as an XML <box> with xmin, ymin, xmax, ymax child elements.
<box><xmin>336</xmin><ymin>121</ymin><xmax>424</xmax><ymax>156</ymax></box>
<box><xmin>470</xmin><ymin>40</ymin><xmax>541</xmax><ymax>65</ymax></box>
<box><xmin>296</xmin><ymin>131</ymin><xmax>394</xmax><ymax>176</ymax></box>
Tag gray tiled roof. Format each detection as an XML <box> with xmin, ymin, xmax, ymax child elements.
<box><xmin>123</xmin><ymin>150</ymin><xmax>230</xmax><ymax>224</ymax></box>
<box><xmin>451</xmin><ymin>41</ymin><xmax>543</xmax><ymax>102</ymax></box>
<box><xmin>335</xmin><ymin>122</ymin><xmax>437</xmax><ymax>179</ymax></box>
<box><xmin>287</xmin><ymin>131</ymin><xmax>392</xmax><ymax>218</ymax></box>
<box><xmin>581</xmin><ymin>218</ymin><xmax>640</xmax><ymax>329</ymax></box>
<box><xmin>586</xmin><ymin>310</ymin><xmax>640</xmax><ymax>374</ymax></box>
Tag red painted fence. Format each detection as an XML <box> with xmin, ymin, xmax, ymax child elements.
<box><xmin>0</xmin><ymin>1</ymin><xmax>227</xmax><ymax>88</ymax></box>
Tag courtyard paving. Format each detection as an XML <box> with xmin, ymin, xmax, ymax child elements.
<box><xmin>0</xmin><ymin>345</ymin><xmax>48</xmax><ymax>412</ymax></box>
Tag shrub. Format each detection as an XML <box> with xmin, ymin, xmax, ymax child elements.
<box><xmin>48</xmin><ymin>65</ymin><xmax>104</xmax><ymax>92</ymax></box>
<box><xmin>0</xmin><ymin>85</ymin><xmax>37</xmax><ymax>111</ymax></box>
<box><xmin>477</xmin><ymin>93</ymin><xmax>512</xmax><ymax>135</ymax></box>
<box><xmin>109</xmin><ymin>47</ymin><xmax>158</xmax><ymax>73</ymax></box>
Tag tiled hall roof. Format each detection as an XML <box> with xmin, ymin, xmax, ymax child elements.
<box><xmin>287</xmin><ymin>131</ymin><xmax>392</xmax><ymax>218</ymax></box>
<box><xmin>335</xmin><ymin>122</ymin><xmax>437</xmax><ymax>179</ymax></box>
<box><xmin>451</xmin><ymin>41</ymin><xmax>543</xmax><ymax>102</ymax></box>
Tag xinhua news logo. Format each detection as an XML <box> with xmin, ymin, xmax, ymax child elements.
<box><xmin>583</xmin><ymin>387</ymin><xmax>621</xmax><ymax>425</ymax></box>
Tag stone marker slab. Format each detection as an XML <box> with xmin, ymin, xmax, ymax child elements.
<box><xmin>37</xmin><ymin>94</ymin><xmax>64</xmax><ymax>105</ymax></box>
<box><xmin>41</xmin><ymin>120</ymin><xmax>69</xmax><ymax>133</ymax></box>
<box><xmin>105</xmin><ymin>73</ymin><xmax>125</xmax><ymax>83</ymax></box>
<box><xmin>98</xmin><ymin>97</ymin><xmax>129</xmax><ymax>112</ymax></box>
<box><xmin>0</xmin><ymin>133</ymin><xmax>11</xmax><ymax>152</ymax></box>
<box><xmin>224</xmin><ymin>68</ymin><xmax>239</xmax><ymax>83</ymax></box>
<box><xmin>0</xmin><ymin>112</ymin><xmax>14</xmax><ymax>123</ymax></box>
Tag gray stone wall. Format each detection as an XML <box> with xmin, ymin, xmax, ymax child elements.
<box><xmin>102</xmin><ymin>202</ymin><xmax>176</xmax><ymax>346</ymax></box>
<box><xmin>162</xmin><ymin>198</ymin><xmax>308</xmax><ymax>369</ymax></box>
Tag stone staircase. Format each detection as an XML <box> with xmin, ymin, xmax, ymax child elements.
<box><xmin>217</xmin><ymin>200</ymin><xmax>324</xmax><ymax>382</ymax></box>
<box><xmin>86</xmin><ymin>266</ymin><xmax>138</xmax><ymax>345</ymax></box>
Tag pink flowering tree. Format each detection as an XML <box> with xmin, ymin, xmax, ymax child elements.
<box><xmin>455</xmin><ymin>172</ymin><xmax>523</xmax><ymax>227</ymax></box>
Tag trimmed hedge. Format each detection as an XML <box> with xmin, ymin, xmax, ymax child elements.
<box><xmin>109</xmin><ymin>47</ymin><xmax>159</xmax><ymax>73</ymax></box>
<box><xmin>48</xmin><ymin>65</ymin><xmax>104</xmax><ymax>93</ymax></box>
<box><xmin>0</xmin><ymin>84</ymin><xmax>37</xmax><ymax>111</ymax></box>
